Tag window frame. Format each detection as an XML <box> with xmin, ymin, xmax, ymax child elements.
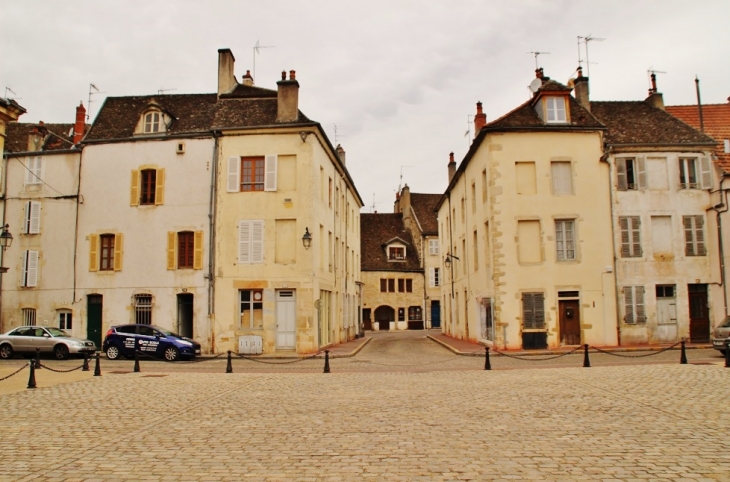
<box><xmin>22</xmin><ymin>308</ymin><xmax>36</xmax><ymax>326</ymax></box>
<box><xmin>555</xmin><ymin>219</ymin><xmax>576</xmax><ymax>261</ymax></box>
<box><xmin>21</xmin><ymin>250</ymin><xmax>39</xmax><ymax>287</ymax></box>
<box><xmin>551</xmin><ymin>161</ymin><xmax>573</xmax><ymax>195</ymax></box>
<box><xmin>428</xmin><ymin>239</ymin><xmax>439</xmax><ymax>255</ymax></box>
<box><xmin>143</xmin><ymin>111</ymin><xmax>161</xmax><ymax>133</ymax></box>
<box><xmin>100</xmin><ymin>234</ymin><xmax>115</xmax><ymax>271</ymax></box>
<box><xmin>177</xmin><ymin>231</ymin><xmax>195</xmax><ymax>269</ymax></box>
<box><xmin>408</xmin><ymin>306</ymin><xmax>422</xmax><ymax>321</ymax></box>
<box><xmin>24</xmin><ymin>200</ymin><xmax>41</xmax><ymax>234</ymax></box>
<box><xmin>388</xmin><ymin>246</ymin><xmax>405</xmax><ymax>261</ymax></box>
<box><xmin>24</xmin><ymin>156</ymin><xmax>44</xmax><ymax>186</ymax></box>
<box><xmin>140</xmin><ymin>169</ymin><xmax>157</xmax><ymax>205</ymax></box>
<box><xmin>134</xmin><ymin>294</ymin><xmax>153</xmax><ymax>325</ymax></box>
<box><xmin>238</xmin><ymin>220</ymin><xmax>264</xmax><ymax>264</ymax></box>
<box><xmin>619</xmin><ymin>216</ymin><xmax>642</xmax><ymax>258</ymax></box>
<box><xmin>545</xmin><ymin>96</ymin><xmax>567</xmax><ymax>124</ymax></box>
<box><xmin>58</xmin><ymin>310</ymin><xmax>73</xmax><ymax>330</ymax></box>
<box><xmin>239</xmin><ymin>289</ymin><xmax>263</xmax><ymax>329</ymax></box>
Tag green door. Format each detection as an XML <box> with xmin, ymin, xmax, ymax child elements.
<box><xmin>87</xmin><ymin>295</ymin><xmax>103</xmax><ymax>349</ymax></box>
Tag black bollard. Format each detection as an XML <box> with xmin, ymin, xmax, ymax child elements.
<box><xmin>34</xmin><ymin>348</ymin><xmax>41</xmax><ymax>370</ymax></box>
<box><xmin>680</xmin><ymin>339</ymin><xmax>688</xmax><ymax>365</ymax></box>
<box><xmin>134</xmin><ymin>349</ymin><xmax>140</xmax><ymax>373</ymax></box>
<box><xmin>583</xmin><ymin>344</ymin><xmax>591</xmax><ymax>368</ymax></box>
<box><xmin>226</xmin><ymin>350</ymin><xmax>232</xmax><ymax>373</ymax></box>
<box><xmin>94</xmin><ymin>352</ymin><xmax>101</xmax><ymax>376</ymax></box>
<box><xmin>484</xmin><ymin>346</ymin><xmax>492</xmax><ymax>371</ymax></box>
<box><xmin>82</xmin><ymin>352</ymin><xmax>90</xmax><ymax>371</ymax></box>
<box><xmin>323</xmin><ymin>350</ymin><xmax>330</xmax><ymax>373</ymax></box>
<box><xmin>725</xmin><ymin>341</ymin><xmax>730</xmax><ymax>368</ymax></box>
<box><xmin>27</xmin><ymin>361</ymin><xmax>37</xmax><ymax>389</ymax></box>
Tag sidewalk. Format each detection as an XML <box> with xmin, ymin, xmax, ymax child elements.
<box><xmin>428</xmin><ymin>332</ymin><xmax>713</xmax><ymax>356</ymax></box>
<box><xmin>221</xmin><ymin>334</ymin><xmax>372</xmax><ymax>359</ymax></box>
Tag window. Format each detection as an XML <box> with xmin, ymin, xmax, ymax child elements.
<box><xmin>623</xmin><ymin>286</ymin><xmax>646</xmax><ymax>324</ymax></box>
<box><xmin>522</xmin><ymin>293</ymin><xmax>545</xmax><ymax>329</ymax></box>
<box><xmin>482</xmin><ymin>169</ymin><xmax>488</xmax><ymax>202</ymax></box>
<box><xmin>515</xmin><ymin>162</ymin><xmax>537</xmax><ymax>195</ymax></box>
<box><xmin>683</xmin><ymin>215</ymin><xmax>706</xmax><ymax>256</ymax></box>
<box><xmin>619</xmin><ymin>216</ymin><xmax>642</xmax><ymax>258</ymax></box>
<box><xmin>429</xmin><ymin>268</ymin><xmax>440</xmax><ymax>287</ymax></box>
<box><xmin>238</xmin><ymin>220</ymin><xmax>264</xmax><ymax>264</ymax></box>
<box><xmin>226</xmin><ymin>155</ymin><xmax>277</xmax><ymax>192</ymax></box>
<box><xmin>408</xmin><ymin>306</ymin><xmax>422</xmax><ymax>321</ymax></box>
<box><xmin>460</xmin><ymin>198</ymin><xmax>465</xmax><ymax>222</ymax></box>
<box><xmin>89</xmin><ymin>233</ymin><xmax>123</xmax><ymax>272</ymax></box>
<box><xmin>679</xmin><ymin>157</ymin><xmax>712</xmax><ymax>189</ymax></box>
<box><xmin>380</xmin><ymin>279</ymin><xmax>387</xmax><ymax>292</ymax></box>
<box><xmin>25</xmin><ymin>156</ymin><xmax>43</xmax><ymax>185</ymax></box>
<box><xmin>473</xmin><ymin>230</ymin><xmax>478</xmax><ymax>271</ymax></box>
<box><xmin>167</xmin><ymin>231</ymin><xmax>203</xmax><ymax>270</ymax></box>
<box><xmin>329</xmin><ymin>178</ymin><xmax>332</xmax><ymax>207</ymax></box>
<box><xmin>22</xmin><ymin>308</ymin><xmax>36</xmax><ymax>326</ymax></box>
<box><xmin>545</xmin><ymin>97</ymin><xmax>567</xmax><ymax>123</ymax></box>
<box><xmin>555</xmin><ymin>220</ymin><xmax>576</xmax><ymax>261</ymax></box>
<box><xmin>240</xmin><ymin>290</ymin><xmax>263</xmax><ymax>328</ymax></box>
<box><xmin>471</xmin><ymin>182</ymin><xmax>476</xmax><ymax>213</ymax></box>
<box><xmin>388</xmin><ymin>279</ymin><xmax>395</xmax><ymax>292</ymax></box>
<box><xmin>24</xmin><ymin>201</ymin><xmax>41</xmax><ymax>234</ymax></box>
<box><xmin>551</xmin><ymin>162</ymin><xmax>573</xmax><ymax>195</ymax></box>
<box><xmin>144</xmin><ymin>112</ymin><xmax>161</xmax><ymax>133</ymax></box>
<box><xmin>406</xmin><ymin>279</ymin><xmax>413</xmax><ymax>292</ymax></box>
<box><xmin>21</xmin><ymin>250</ymin><xmax>39</xmax><ymax>287</ymax></box>
<box><xmin>429</xmin><ymin>239</ymin><xmax>439</xmax><ymax>255</ymax></box>
<box><xmin>616</xmin><ymin>157</ymin><xmax>646</xmax><ymax>191</ymax></box>
<box><xmin>388</xmin><ymin>246</ymin><xmax>405</xmax><ymax>260</ymax></box>
<box><xmin>130</xmin><ymin>168</ymin><xmax>165</xmax><ymax>206</ymax></box>
<box><xmin>656</xmin><ymin>285</ymin><xmax>675</xmax><ymax>298</ymax></box>
<box><xmin>134</xmin><ymin>294</ymin><xmax>153</xmax><ymax>325</ymax></box>
<box><xmin>398</xmin><ymin>279</ymin><xmax>405</xmax><ymax>292</ymax></box>
<box><xmin>517</xmin><ymin>220</ymin><xmax>541</xmax><ymax>264</ymax></box>
<box><xmin>59</xmin><ymin>311</ymin><xmax>72</xmax><ymax>330</ymax></box>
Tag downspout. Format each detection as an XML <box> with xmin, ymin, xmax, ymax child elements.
<box><xmin>0</xmin><ymin>152</ymin><xmax>8</xmax><ymax>332</ymax></box>
<box><xmin>208</xmin><ymin>131</ymin><xmax>221</xmax><ymax>353</ymax></box>
<box><xmin>604</xmin><ymin>146</ymin><xmax>622</xmax><ymax>345</ymax></box>
<box><xmin>72</xmin><ymin>147</ymin><xmax>83</xmax><ymax>307</ymax></box>
<box><xmin>447</xmin><ymin>193</ymin><xmax>454</xmax><ymax>336</ymax></box>
<box><xmin>713</xmin><ymin>175</ymin><xmax>729</xmax><ymax>317</ymax></box>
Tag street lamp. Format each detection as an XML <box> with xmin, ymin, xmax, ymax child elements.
<box><xmin>444</xmin><ymin>252</ymin><xmax>459</xmax><ymax>269</ymax></box>
<box><xmin>302</xmin><ymin>227</ymin><xmax>312</xmax><ymax>250</ymax></box>
<box><xmin>0</xmin><ymin>224</ymin><xmax>12</xmax><ymax>273</ymax></box>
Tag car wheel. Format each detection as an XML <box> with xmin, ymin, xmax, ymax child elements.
<box><xmin>0</xmin><ymin>344</ymin><xmax>13</xmax><ymax>359</ymax></box>
<box><xmin>105</xmin><ymin>345</ymin><xmax>121</xmax><ymax>360</ymax></box>
<box><xmin>163</xmin><ymin>346</ymin><xmax>179</xmax><ymax>362</ymax></box>
<box><xmin>54</xmin><ymin>344</ymin><xmax>69</xmax><ymax>360</ymax></box>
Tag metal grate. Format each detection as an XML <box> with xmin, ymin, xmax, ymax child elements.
<box><xmin>134</xmin><ymin>294</ymin><xmax>153</xmax><ymax>325</ymax></box>
<box><xmin>22</xmin><ymin>308</ymin><xmax>36</xmax><ymax>326</ymax></box>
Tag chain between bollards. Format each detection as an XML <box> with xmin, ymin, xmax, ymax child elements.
<box><xmin>323</xmin><ymin>350</ymin><xmax>330</xmax><ymax>373</ymax></box>
<box><xmin>82</xmin><ymin>353</ymin><xmax>90</xmax><ymax>371</ymax></box>
<box><xmin>583</xmin><ymin>344</ymin><xmax>591</xmax><ymax>368</ymax></box>
<box><xmin>94</xmin><ymin>352</ymin><xmax>101</xmax><ymax>376</ymax></box>
<box><xmin>226</xmin><ymin>350</ymin><xmax>232</xmax><ymax>373</ymax></box>
<box><xmin>484</xmin><ymin>346</ymin><xmax>491</xmax><ymax>370</ymax></box>
<box><xmin>27</xmin><ymin>360</ymin><xmax>36</xmax><ymax>389</ymax></box>
<box><xmin>134</xmin><ymin>348</ymin><xmax>141</xmax><ymax>373</ymax></box>
<box><xmin>680</xmin><ymin>339</ymin><xmax>687</xmax><ymax>364</ymax></box>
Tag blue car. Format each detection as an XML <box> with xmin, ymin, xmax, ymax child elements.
<box><xmin>103</xmin><ymin>324</ymin><xmax>201</xmax><ymax>361</ymax></box>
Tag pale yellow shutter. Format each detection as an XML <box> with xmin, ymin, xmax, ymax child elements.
<box><xmin>130</xmin><ymin>170</ymin><xmax>139</xmax><ymax>206</ymax></box>
<box><xmin>167</xmin><ymin>232</ymin><xmax>176</xmax><ymax>270</ymax></box>
<box><xmin>114</xmin><ymin>233</ymin><xmax>123</xmax><ymax>271</ymax></box>
<box><xmin>194</xmin><ymin>231</ymin><xmax>204</xmax><ymax>270</ymax></box>
<box><xmin>155</xmin><ymin>168</ymin><xmax>165</xmax><ymax>205</ymax></box>
<box><xmin>89</xmin><ymin>234</ymin><xmax>99</xmax><ymax>272</ymax></box>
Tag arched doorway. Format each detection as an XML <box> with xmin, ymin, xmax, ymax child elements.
<box><xmin>374</xmin><ymin>305</ymin><xmax>394</xmax><ymax>331</ymax></box>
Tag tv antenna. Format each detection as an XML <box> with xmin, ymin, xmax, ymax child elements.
<box><xmin>4</xmin><ymin>86</ymin><xmax>17</xmax><ymax>100</ymax></box>
<box><xmin>577</xmin><ymin>35</ymin><xmax>604</xmax><ymax>78</ymax></box>
<box><xmin>157</xmin><ymin>87</ymin><xmax>177</xmax><ymax>95</ymax></box>
<box><xmin>647</xmin><ymin>68</ymin><xmax>667</xmax><ymax>93</ymax></box>
<box><xmin>527</xmin><ymin>51</ymin><xmax>550</xmax><ymax>69</ymax></box>
<box><xmin>398</xmin><ymin>165</ymin><xmax>413</xmax><ymax>193</ymax></box>
<box><xmin>333</xmin><ymin>124</ymin><xmax>346</xmax><ymax>145</ymax></box>
<box><xmin>465</xmin><ymin>114</ymin><xmax>473</xmax><ymax>147</ymax></box>
<box><xmin>370</xmin><ymin>193</ymin><xmax>376</xmax><ymax>213</ymax></box>
<box><xmin>252</xmin><ymin>40</ymin><xmax>275</xmax><ymax>83</ymax></box>
<box><xmin>87</xmin><ymin>83</ymin><xmax>106</xmax><ymax>123</ymax></box>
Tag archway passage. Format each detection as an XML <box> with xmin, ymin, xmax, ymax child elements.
<box><xmin>374</xmin><ymin>305</ymin><xmax>394</xmax><ymax>331</ymax></box>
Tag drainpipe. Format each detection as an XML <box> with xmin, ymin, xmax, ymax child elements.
<box><xmin>603</xmin><ymin>146</ymin><xmax>622</xmax><ymax>345</ymax></box>
<box><xmin>713</xmin><ymin>175</ymin><xmax>729</xmax><ymax>317</ymax></box>
<box><xmin>0</xmin><ymin>152</ymin><xmax>8</xmax><ymax>332</ymax></box>
<box><xmin>207</xmin><ymin>131</ymin><xmax>221</xmax><ymax>353</ymax></box>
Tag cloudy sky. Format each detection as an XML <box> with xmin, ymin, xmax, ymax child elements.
<box><xmin>2</xmin><ymin>1</ymin><xmax>729</xmax><ymax>211</ymax></box>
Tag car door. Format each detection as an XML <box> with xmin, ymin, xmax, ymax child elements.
<box><xmin>35</xmin><ymin>328</ymin><xmax>55</xmax><ymax>353</ymax></box>
<box><xmin>115</xmin><ymin>325</ymin><xmax>138</xmax><ymax>357</ymax></box>
<box><xmin>136</xmin><ymin>325</ymin><xmax>161</xmax><ymax>357</ymax></box>
<box><xmin>9</xmin><ymin>328</ymin><xmax>33</xmax><ymax>352</ymax></box>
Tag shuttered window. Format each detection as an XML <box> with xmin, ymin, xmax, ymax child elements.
<box><xmin>522</xmin><ymin>292</ymin><xmax>545</xmax><ymax>329</ymax></box>
<box><xmin>623</xmin><ymin>286</ymin><xmax>646</xmax><ymax>324</ymax></box>
<box><xmin>429</xmin><ymin>267</ymin><xmax>440</xmax><ymax>287</ymax></box>
<box><xmin>24</xmin><ymin>201</ymin><xmax>41</xmax><ymax>234</ymax></box>
<box><xmin>619</xmin><ymin>216</ymin><xmax>642</xmax><ymax>258</ymax></box>
<box><xmin>131</xmin><ymin>168</ymin><xmax>165</xmax><ymax>206</ymax></box>
<box><xmin>21</xmin><ymin>250</ymin><xmax>39</xmax><ymax>287</ymax></box>
<box><xmin>428</xmin><ymin>239</ymin><xmax>439</xmax><ymax>255</ymax></box>
<box><xmin>683</xmin><ymin>215</ymin><xmax>707</xmax><ymax>256</ymax></box>
<box><xmin>238</xmin><ymin>220</ymin><xmax>264</xmax><ymax>264</ymax></box>
<box><xmin>89</xmin><ymin>233</ymin><xmax>123</xmax><ymax>272</ymax></box>
<box><xmin>616</xmin><ymin>157</ymin><xmax>646</xmax><ymax>191</ymax></box>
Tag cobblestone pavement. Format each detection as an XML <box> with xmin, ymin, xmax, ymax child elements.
<box><xmin>1</xmin><ymin>331</ymin><xmax>729</xmax><ymax>481</ymax></box>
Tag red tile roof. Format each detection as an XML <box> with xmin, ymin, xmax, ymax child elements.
<box><xmin>666</xmin><ymin>101</ymin><xmax>730</xmax><ymax>173</ymax></box>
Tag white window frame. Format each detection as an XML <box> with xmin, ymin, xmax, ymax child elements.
<box><xmin>555</xmin><ymin>220</ymin><xmax>576</xmax><ymax>261</ymax></box>
<box><xmin>679</xmin><ymin>157</ymin><xmax>712</xmax><ymax>190</ymax></box>
<box><xmin>428</xmin><ymin>239</ymin><xmax>439</xmax><ymax>255</ymax></box>
<box><xmin>143</xmin><ymin>112</ymin><xmax>161</xmax><ymax>133</ymax></box>
<box><xmin>25</xmin><ymin>156</ymin><xmax>44</xmax><ymax>185</ymax></box>
<box><xmin>545</xmin><ymin>97</ymin><xmax>567</xmax><ymax>123</ymax></box>
<box><xmin>239</xmin><ymin>220</ymin><xmax>264</xmax><ymax>264</ymax></box>
<box><xmin>21</xmin><ymin>249</ymin><xmax>39</xmax><ymax>287</ymax></box>
<box><xmin>616</xmin><ymin>157</ymin><xmax>647</xmax><ymax>191</ymax></box>
<box><xmin>24</xmin><ymin>200</ymin><xmax>41</xmax><ymax>234</ymax></box>
<box><xmin>58</xmin><ymin>310</ymin><xmax>72</xmax><ymax>330</ymax></box>
<box><xmin>429</xmin><ymin>267</ymin><xmax>441</xmax><ymax>287</ymax></box>
<box><xmin>239</xmin><ymin>289</ymin><xmax>263</xmax><ymax>328</ymax></box>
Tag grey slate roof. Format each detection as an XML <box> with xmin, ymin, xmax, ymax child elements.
<box><xmin>361</xmin><ymin>213</ymin><xmax>422</xmax><ymax>272</ymax></box>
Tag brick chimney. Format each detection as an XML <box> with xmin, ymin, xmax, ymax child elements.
<box><xmin>241</xmin><ymin>70</ymin><xmax>254</xmax><ymax>87</ymax></box>
<box><xmin>448</xmin><ymin>152</ymin><xmax>456</xmax><ymax>183</ymax></box>
<box><xmin>474</xmin><ymin>102</ymin><xmax>487</xmax><ymax>135</ymax></box>
<box><xmin>73</xmin><ymin>101</ymin><xmax>86</xmax><ymax>144</ymax></box>
<box><xmin>336</xmin><ymin>144</ymin><xmax>346</xmax><ymax>165</ymax></box>
<box><xmin>573</xmin><ymin>66</ymin><xmax>590</xmax><ymax>112</ymax></box>
<box><xmin>645</xmin><ymin>73</ymin><xmax>665</xmax><ymax>110</ymax></box>
<box><xmin>276</xmin><ymin>70</ymin><xmax>300</xmax><ymax>122</ymax></box>
<box><xmin>217</xmin><ymin>48</ymin><xmax>237</xmax><ymax>95</ymax></box>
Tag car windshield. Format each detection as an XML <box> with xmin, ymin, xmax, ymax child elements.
<box><xmin>45</xmin><ymin>328</ymin><xmax>69</xmax><ymax>337</ymax></box>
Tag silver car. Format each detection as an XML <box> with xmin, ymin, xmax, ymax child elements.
<box><xmin>0</xmin><ymin>326</ymin><xmax>96</xmax><ymax>360</ymax></box>
<box><xmin>712</xmin><ymin>317</ymin><xmax>730</xmax><ymax>355</ymax></box>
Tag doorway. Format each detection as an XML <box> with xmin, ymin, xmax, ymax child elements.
<box><xmin>177</xmin><ymin>293</ymin><xmax>193</xmax><ymax>338</ymax></box>
<box><xmin>431</xmin><ymin>301</ymin><xmax>441</xmax><ymax>328</ymax></box>
<box><xmin>559</xmin><ymin>299</ymin><xmax>581</xmax><ymax>345</ymax></box>
<box><xmin>86</xmin><ymin>294</ymin><xmax>103</xmax><ymax>348</ymax></box>
<box><xmin>688</xmin><ymin>284</ymin><xmax>709</xmax><ymax>342</ymax></box>
<box><xmin>374</xmin><ymin>305</ymin><xmax>394</xmax><ymax>331</ymax></box>
<box><xmin>363</xmin><ymin>308</ymin><xmax>372</xmax><ymax>331</ymax></box>
<box><xmin>276</xmin><ymin>290</ymin><xmax>296</xmax><ymax>349</ymax></box>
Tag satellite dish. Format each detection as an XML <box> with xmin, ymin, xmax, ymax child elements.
<box><xmin>528</xmin><ymin>78</ymin><xmax>542</xmax><ymax>93</ymax></box>
<box><xmin>567</xmin><ymin>78</ymin><xmax>575</xmax><ymax>88</ymax></box>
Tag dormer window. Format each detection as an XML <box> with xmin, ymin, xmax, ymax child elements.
<box><xmin>135</xmin><ymin>106</ymin><xmax>169</xmax><ymax>135</ymax></box>
<box><xmin>389</xmin><ymin>246</ymin><xmax>405</xmax><ymax>261</ymax></box>
<box><xmin>144</xmin><ymin>112</ymin><xmax>161</xmax><ymax>133</ymax></box>
<box><xmin>546</xmin><ymin>97</ymin><xmax>567</xmax><ymax>123</ymax></box>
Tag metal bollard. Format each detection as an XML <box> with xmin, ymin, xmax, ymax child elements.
<box><xmin>27</xmin><ymin>360</ymin><xmax>37</xmax><ymax>389</ymax></box>
<box><xmin>94</xmin><ymin>352</ymin><xmax>101</xmax><ymax>376</ymax></box>
<box><xmin>82</xmin><ymin>352</ymin><xmax>90</xmax><ymax>371</ymax></box>
<box><xmin>226</xmin><ymin>350</ymin><xmax>232</xmax><ymax>373</ymax></box>
<box><xmin>134</xmin><ymin>349</ymin><xmax>140</xmax><ymax>373</ymax></box>
<box><xmin>484</xmin><ymin>346</ymin><xmax>491</xmax><ymax>371</ymax></box>
<box><xmin>725</xmin><ymin>341</ymin><xmax>730</xmax><ymax>368</ymax></box>
<box><xmin>323</xmin><ymin>350</ymin><xmax>330</xmax><ymax>373</ymax></box>
<box><xmin>583</xmin><ymin>344</ymin><xmax>591</xmax><ymax>368</ymax></box>
<box><xmin>680</xmin><ymin>339</ymin><xmax>688</xmax><ymax>365</ymax></box>
<box><xmin>35</xmin><ymin>348</ymin><xmax>41</xmax><ymax>370</ymax></box>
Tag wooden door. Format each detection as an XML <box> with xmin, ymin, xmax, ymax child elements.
<box><xmin>375</xmin><ymin>306</ymin><xmax>394</xmax><ymax>331</ymax></box>
<box><xmin>86</xmin><ymin>295</ymin><xmax>103</xmax><ymax>348</ymax></box>
<box><xmin>559</xmin><ymin>300</ymin><xmax>581</xmax><ymax>346</ymax></box>
<box><xmin>688</xmin><ymin>284</ymin><xmax>709</xmax><ymax>343</ymax></box>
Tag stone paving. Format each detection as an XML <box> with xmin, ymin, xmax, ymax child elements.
<box><xmin>1</xmin><ymin>331</ymin><xmax>729</xmax><ymax>481</ymax></box>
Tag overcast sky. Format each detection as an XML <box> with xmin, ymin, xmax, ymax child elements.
<box><xmin>3</xmin><ymin>1</ymin><xmax>729</xmax><ymax>211</ymax></box>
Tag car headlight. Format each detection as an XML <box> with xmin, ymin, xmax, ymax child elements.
<box><xmin>177</xmin><ymin>340</ymin><xmax>193</xmax><ymax>347</ymax></box>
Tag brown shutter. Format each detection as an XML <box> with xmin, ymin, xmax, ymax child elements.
<box><xmin>635</xmin><ymin>286</ymin><xmax>646</xmax><ymax>323</ymax></box>
<box><xmin>684</xmin><ymin>216</ymin><xmax>694</xmax><ymax>256</ymax></box>
<box><xmin>636</xmin><ymin>156</ymin><xmax>647</xmax><ymax>190</ymax></box>
<box><xmin>616</xmin><ymin>159</ymin><xmax>628</xmax><ymax>191</ymax></box>
<box><xmin>696</xmin><ymin>216</ymin><xmax>706</xmax><ymax>255</ymax></box>
<box><xmin>631</xmin><ymin>216</ymin><xmax>642</xmax><ymax>257</ymax></box>
<box><xmin>130</xmin><ymin>170</ymin><xmax>139</xmax><ymax>206</ymax></box>
<box><xmin>193</xmin><ymin>231</ymin><xmax>204</xmax><ymax>270</ymax></box>
<box><xmin>89</xmin><ymin>234</ymin><xmax>99</xmax><ymax>272</ymax></box>
<box><xmin>113</xmin><ymin>233</ymin><xmax>123</xmax><ymax>271</ymax></box>
<box><xmin>623</xmin><ymin>286</ymin><xmax>634</xmax><ymax>323</ymax></box>
<box><xmin>155</xmin><ymin>168</ymin><xmax>165</xmax><ymax>205</ymax></box>
<box><xmin>619</xmin><ymin>217</ymin><xmax>631</xmax><ymax>257</ymax></box>
<box><xmin>167</xmin><ymin>232</ymin><xmax>176</xmax><ymax>270</ymax></box>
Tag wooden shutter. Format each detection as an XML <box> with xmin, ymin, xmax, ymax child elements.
<box><xmin>227</xmin><ymin>157</ymin><xmax>240</xmax><ymax>192</ymax></box>
<box><xmin>89</xmin><ymin>234</ymin><xmax>99</xmax><ymax>272</ymax></box>
<box><xmin>29</xmin><ymin>201</ymin><xmax>41</xmax><ymax>234</ymax></box>
<box><xmin>23</xmin><ymin>201</ymin><xmax>31</xmax><ymax>234</ymax></box>
<box><xmin>616</xmin><ymin>159</ymin><xmax>628</xmax><ymax>191</ymax></box>
<box><xmin>523</xmin><ymin>293</ymin><xmax>544</xmax><ymax>329</ymax></box>
<box><xmin>251</xmin><ymin>220</ymin><xmax>264</xmax><ymax>263</ymax></box>
<box><xmin>264</xmin><ymin>154</ymin><xmax>278</xmax><ymax>191</ymax></box>
<box><xmin>636</xmin><ymin>156</ymin><xmax>647</xmax><ymax>190</ymax></box>
<box><xmin>239</xmin><ymin>221</ymin><xmax>251</xmax><ymax>263</ymax></box>
<box><xmin>155</xmin><ymin>168</ymin><xmax>165</xmax><ymax>205</ymax></box>
<box><xmin>631</xmin><ymin>217</ymin><xmax>642</xmax><ymax>257</ymax></box>
<box><xmin>193</xmin><ymin>230</ymin><xmax>204</xmax><ymax>270</ymax></box>
<box><xmin>619</xmin><ymin>217</ymin><xmax>631</xmax><ymax>257</ymax></box>
<box><xmin>130</xmin><ymin>170</ymin><xmax>140</xmax><ymax>206</ymax></box>
<box><xmin>429</xmin><ymin>268</ymin><xmax>435</xmax><ymax>287</ymax></box>
<box><xmin>113</xmin><ymin>233</ymin><xmax>123</xmax><ymax>271</ymax></box>
<box><xmin>695</xmin><ymin>216</ymin><xmax>706</xmax><ymax>256</ymax></box>
<box><xmin>167</xmin><ymin>232</ymin><xmax>176</xmax><ymax>270</ymax></box>
<box><xmin>623</xmin><ymin>286</ymin><xmax>634</xmax><ymax>323</ymax></box>
<box><xmin>700</xmin><ymin>156</ymin><xmax>713</xmax><ymax>189</ymax></box>
<box><xmin>635</xmin><ymin>286</ymin><xmax>646</xmax><ymax>323</ymax></box>
<box><xmin>25</xmin><ymin>250</ymin><xmax>38</xmax><ymax>287</ymax></box>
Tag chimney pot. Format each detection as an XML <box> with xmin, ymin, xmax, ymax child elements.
<box><xmin>577</xmin><ymin>66</ymin><xmax>583</xmax><ymax>78</ymax></box>
<box><xmin>448</xmin><ymin>152</ymin><xmax>456</xmax><ymax>183</ymax></box>
<box><xmin>281</xmin><ymin>71</ymin><xmax>286</xmax><ymax>81</ymax></box>
<box><xmin>73</xmin><ymin>101</ymin><xmax>86</xmax><ymax>144</ymax></box>
<box><xmin>474</xmin><ymin>101</ymin><xmax>487</xmax><ymax>134</ymax></box>
<box><xmin>289</xmin><ymin>70</ymin><xmax>296</xmax><ymax>81</ymax></box>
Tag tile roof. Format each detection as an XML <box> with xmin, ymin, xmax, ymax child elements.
<box><xmin>409</xmin><ymin>193</ymin><xmax>441</xmax><ymax>235</ymax></box>
<box><xmin>360</xmin><ymin>213</ymin><xmax>422</xmax><ymax>272</ymax></box>
<box><xmin>219</xmin><ymin>84</ymin><xmax>278</xmax><ymax>99</ymax></box>
<box><xmin>591</xmin><ymin>101</ymin><xmax>716</xmax><ymax>147</ymax></box>
<box><xmin>487</xmin><ymin>95</ymin><xmax>603</xmax><ymax>130</ymax></box>
<box><xmin>212</xmin><ymin>98</ymin><xmax>311</xmax><ymax>129</ymax></box>
<box><xmin>666</xmin><ymin>101</ymin><xmax>730</xmax><ymax>173</ymax></box>
<box><xmin>4</xmin><ymin>123</ymin><xmax>80</xmax><ymax>153</ymax></box>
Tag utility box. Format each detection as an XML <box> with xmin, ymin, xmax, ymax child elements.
<box><xmin>238</xmin><ymin>335</ymin><xmax>263</xmax><ymax>355</ymax></box>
